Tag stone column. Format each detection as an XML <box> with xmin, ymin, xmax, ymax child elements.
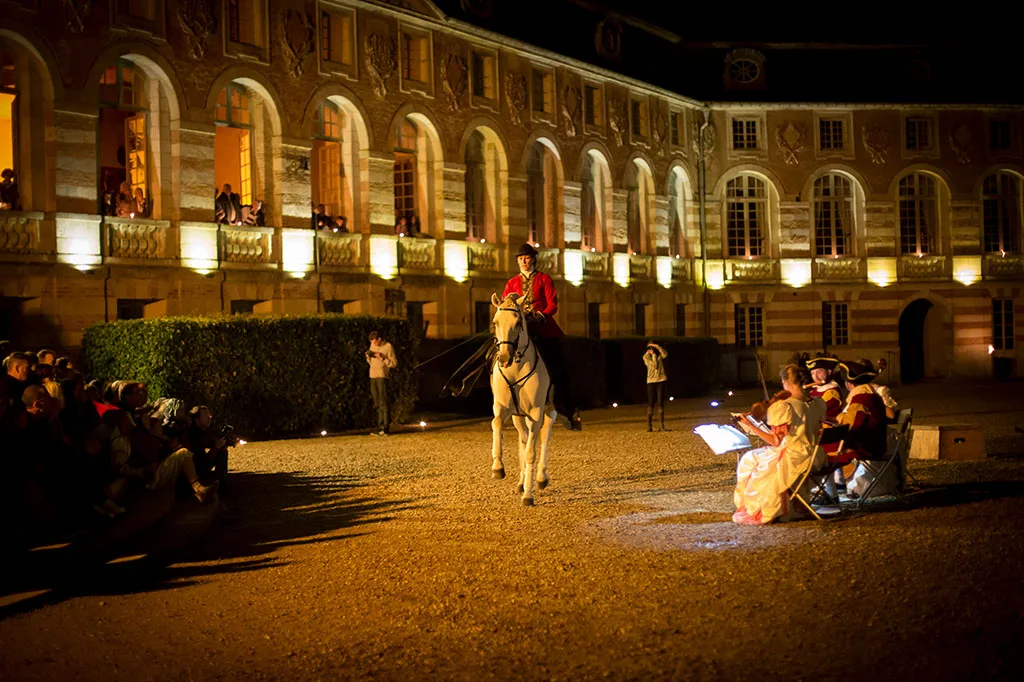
<box><xmin>563</xmin><ymin>181</ymin><xmax>582</xmax><ymax>245</ymax></box>
<box><xmin>506</xmin><ymin>172</ymin><xmax>528</xmax><ymax>245</ymax></box>
<box><xmin>278</xmin><ymin>137</ymin><xmax>314</xmax><ymax>229</ymax></box>
<box><xmin>53</xmin><ymin>103</ymin><xmax>98</xmax><ymax>215</ymax></box>
<box><xmin>652</xmin><ymin>195</ymin><xmax>669</xmax><ymax>254</ymax></box>
<box><xmin>443</xmin><ymin>162</ymin><xmax>467</xmax><ymax>237</ymax></box>
<box><xmin>368</xmin><ymin>151</ymin><xmax>396</xmax><ymax>233</ymax></box>
<box><xmin>177</xmin><ymin>122</ymin><xmax>216</xmax><ymax>224</ymax></box>
<box><xmin>611</xmin><ymin>188</ymin><xmax>628</xmax><ymax>251</ymax></box>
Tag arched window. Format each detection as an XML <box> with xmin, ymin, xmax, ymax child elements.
<box><xmin>0</xmin><ymin>50</ymin><xmax>18</xmax><ymax>208</ymax></box>
<box><xmin>898</xmin><ymin>173</ymin><xmax>937</xmax><ymax>255</ymax></box>
<box><xmin>98</xmin><ymin>59</ymin><xmax>149</xmax><ymax>216</ymax></box>
<box><xmin>464</xmin><ymin>130</ymin><xmax>485</xmax><ymax>240</ymax></box>
<box><xmin>726</xmin><ymin>175</ymin><xmax>766</xmax><ymax>258</ymax></box>
<box><xmin>813</xmin><ymin>173</ymin><xmax>853</xmax><ymax>257</ymax></box>
<box><xmin>312</xmin><ymin>101</ymin><xmax>342</xmax><ymax>219</ymax></box>
<box><xmin>982</xmin><ymin>171</ymin><xmax>1021</xmax><ymax>254</ymax></box>
<box><xmin>393</xmin><ymin>117</ymin><xmax>417</xmax><ymax>223</ymax></box>
<box><xmin>667</xmin><ymin>168</ymin><xmax>686</xmax><ymax>258</ymax></box>
<box><xmin>214</xmin><ymin>83</ymin><xmax>253</xmax><ymax>208</ymax></box>
<box><xmin>525</xmin><ymin>143</ymin><xmax>544</xmax><ymax>245</ymax></box>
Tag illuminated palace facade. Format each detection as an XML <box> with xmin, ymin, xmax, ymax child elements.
<box><xmin>0</xmin><ymin>0</ymin><xmax>1022</xmax><ymax>381</ymax></box>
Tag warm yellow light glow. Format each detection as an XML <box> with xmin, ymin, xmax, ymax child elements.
<box><xmin>564</xmin><ymin>250</ymin><xmax>584</xmax><ymax>287</ymax></box>
<box><xmin>613</xmin><ymin>253</ymin><xmax>630</xmax><ymax>288</ymax></box>
<box><xmin>952</xmin><ymin>255</ymin><xmax>982</xmax><ymax>286</ymax></box>
<box><xmin>282</xmin><ymin>228</ymin><xmax>315</xmax><ymax>277</ymax></box>
<box><xmin>781</xmin><ymin>258</ymin><xmax>812</xmax><ymax>288</ymax></box>
<box><xmin>180</xmin><ymin>222</ymin><xmax>219</xmax><ymax>273</ymax></box>
<box><xmin>867</xmin><ymin>257</ymin><xmax>897</xmax><ymax>287</ymax></box>
<box><xmin>656</xmin><ymin>256</ymin><xmax>673</xmax><ymax>289</ymax></box>
<box><xmin>370</xmin><ymin>235</ymin><xmax>398</xmax><ymax>280</ymax></box>
<box><xmin>704</xmin><ymin>260</ymin><xmax>725</xmax><ymax>290</ymax></box>
<box><xmin>444</xmin><ymin>240</ymin><xmax>469</xmax><ymax>283</ymax></box>
<box><xmin>56</xmin><ymin>215</ymin><xmax>102</xmax><ymax>268</ymax></box>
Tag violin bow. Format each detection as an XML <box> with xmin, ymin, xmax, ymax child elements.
<box><xmin>752</xmin><ymin>345</ymin><xmax>770</xmax><ymax>402</ymax></box>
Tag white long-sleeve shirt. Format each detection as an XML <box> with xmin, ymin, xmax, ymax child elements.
<box><xmin>366</xmin><ymin>341</ymin><xmax>397</xmax><ymax>379</ymax></box>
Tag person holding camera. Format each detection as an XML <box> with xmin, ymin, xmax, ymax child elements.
<box><xmin>186</xmin><ymin>405</ymin><xmax>231</xmax><ymax>485</ymax></box>
<box><xmin>643</xmin><ymin>341</ymin><xmax>669</xmax><ymax>432</ymax></box>
<box><xmin>366</xmin><ymin>331</ymin><xmax>398</xmax><ymax>436</ymax></box>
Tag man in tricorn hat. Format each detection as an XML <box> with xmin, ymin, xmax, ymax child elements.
<box><xmin>805</xmin><ymin>354</ymin><xmax>843</xmax><ymax>422</ymax></box>
<box><xmin>835</xmin><ymin>360</ymin><xmax>888</xmax><ymax>464</ymax></box>
<box><xmin>501</xmin><ymin>243</ymin><xmax>582</xmax><ymax>430</ymax></box>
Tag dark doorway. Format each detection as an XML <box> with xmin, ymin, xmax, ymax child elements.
<box><xmin>899</xmin><ymin>298</ymin><xmax>933</xmax><ymax>383</ymax></box>
<box><xmin>588</xmin><ymin>302</ymin><xmax>601</xmax><ymax>339</ymax></box>
<box><xmin>474</xmin><ymin>301</ymin><xmax>492</xmax><ymax>335</ymax></box>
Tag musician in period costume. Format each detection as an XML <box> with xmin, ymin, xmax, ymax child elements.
<box><xmin>833</xmin><ymin>360</ymin><xmax>889</xmax><ymax>476</ymax></box>
<box><xmin>805</xmin><ymin>355</ymin><xmax>844</xmax><ymax>423</ymax></box>
<box><xmin>501</xmin><ymin>243</ymin><xmax>582</xmax><ymax>431</ymax></box>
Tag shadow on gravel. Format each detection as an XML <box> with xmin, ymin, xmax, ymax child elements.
<box><xmin>852</xmin><ymin>480</ymin><xmax>1024</xmax><ymax>516</ymax></box>
<box><xmin>1</xmin><ymin>471</ymin><xmax>413</xmax><ymax>620</ymax></box>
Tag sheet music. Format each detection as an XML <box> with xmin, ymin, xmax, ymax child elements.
<box><xmin>693</xmin><ymin>424</ymin><xmax>752</xmax><ymax>455</ymax></box>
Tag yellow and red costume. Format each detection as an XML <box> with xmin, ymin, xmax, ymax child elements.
<box><xmin>834</xmin><ymin>384</ymin><xmax>888</xmax><ymax>466</ymax></box>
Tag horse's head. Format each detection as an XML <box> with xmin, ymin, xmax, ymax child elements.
<box><xmin>491</xmin><ymin>292</ymin><xmax>525</xmax><ymax>368</ymax></box>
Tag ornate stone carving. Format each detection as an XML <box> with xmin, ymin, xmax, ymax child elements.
<box><xmin>594</xmin><ymin>17</ymin><xmax>622</xmax><ymax>61</ymax></box>
<box><xmin>562</xmin><ymin>82</ymin><xmax>581</xmax><ymax>138</ymax></box>
<box><xmin>504</xmin><ymin>72</ymin><xmax>528</xmax><ymax>127</ymax></box>
<box><xmin>441</xmin><ymin>49</ymin><xmax>468</xmax><ymax>111</ymax></box>
<box><xmin>609</xmin><ymin>98</ymin><xmax>628</xmax><ymax>146</ymax></box>
<box><xmin>177</xmin><ymin>0</ymin><xmax>216</xmax><ymax>60</ymax></box>
<box><xmin>63</xmin><ymin>0</ymin><xmax>91</xmax><ymax>34</ymax></box>
<box><xmin>651</xmin><ymin>101</ymin><xmax>668</xmax><ymax>154</ymax></box>
<box><xmin>366</xmin><ymin>33</ymin><xmax>397</xmax><ymax>99</ymax></box>
<box><xmin>691</xmin><ymin>119</ymin><xmax>716</xmax><ymax>167</ymax></box>
<box><xmin>0</xmin><ymin>213</ymin><xmax>41</xmax><ymax>255</ymax></box>
<box><xmin>468</xmin><ymin>243</ymin><xmax>499</xmax><ymax>271</ymax></box>
<box><xmin>949</xmin><ymin>123</ymin><xmax>973</xmax><ymax>164</ymax></box>
<box><xmin>280</xmin><ymin>9</ymin><xmax>315</xmax><ymax>79</ymax></box>
<box><xmin>106</xmin><ymin>220</ymin><xmax>166</xmax><ymax>260</ymax></box>
<box><xmin>317</xmin><ymin>233</ymin><xmax>360</xmax><ymax>267</ymax></box>
<box><xmin>862</xmin><ymin>125</ymin><xmax>889</xmax><ymax>164</ymax></box>
<box><xmin>222</xmin><ymin>227</ymin><xmax>272</xmax><ymax>264</ymax></box>
<box><xmin>775</xmin><ymin>122</ymin><xmax>806</xmax><ymax>165</ymax></box>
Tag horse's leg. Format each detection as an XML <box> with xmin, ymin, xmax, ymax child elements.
<box><xmin>491</xmin><ymin>403</ymin><xmax>508</xmax><ymax>480</ymax></box>
<box><xmin>536</xmin><ymin>408</ymin><xmax>556</xmax><ymax>490</ymax></box>
<box><xmin>521</xmin><ymin>412</ymin><xmax>542</xmax><ymax>506</ymax></box>
<box><xmin>512</xmin><ymin>414</ymin><xmax>528</xmax><ymax>493</ymax></box>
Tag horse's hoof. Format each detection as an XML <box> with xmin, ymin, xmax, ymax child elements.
<box><xmin>537</xmin><ymin>478</ymin><xmax>549</xmax><ymax>490</ymax></box>
<box><xmin>517</xmin><ymin>483</ymin><xmax>524</xmax><ymax>493</ymax></box>
<box><xmin>522</xmin><ymin>497</ymin><xmax>534</xmax><ymax>507</ymax></box>
<box><xmin>492</xmin><ymin>468</ymin><xmax>505</xmax><ymax>480</ymax></box>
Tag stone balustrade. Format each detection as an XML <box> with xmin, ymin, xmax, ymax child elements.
<box><xmin>671</xmin><ymin>257</ymin><xmax>690</xmax><ymax>282</ymax></box>
<box><xmin>398</xmin><ymin>237</ymin><xmax>438</xmax><ymax>270</ymax></box>
<box><xmin>468</xmin><ymin>242</ymin><xmax>500</xmax><ymax>272</ymax></box>
<box><xmin>899</xmin><ymin>254</ymin><xmax>947</xmax><ymax>280</ymax></box>
<box><xmin>983</xmin><ymin>252</ymin><xmax>1024</xmax><ymax>279</ymax></box>
<box><xmin>104</xmin><ymin>217</ymin><xmax>171</xmax><ymax>261</ymax></box>
<box><xmin>813</xmin><ymin>257</ymin><xmax>865</xmax><ymax>281</ymax></box>
<box><xmin>0</xmin><ymin>211</ymin><xmax>44</xmax><ymax>256</ymax></box>
<box><xmin>537</xmin><ymin>247</ymin><xmax>560</xmax><ymax>276</ymax></box>
<box><xmin>728</xmin><ymin>258</ymin><xmax>777</xmax><ymax>282</ymax></box>
<box><xmin>316</xmin><ymin>231</ymin><xmax>362</xmax><ymax>268</ymax></box>
<box><xmin>629</xmin><ymin>254</ymin><xmax>653</xmax><ymax>279</ymax></box>
<box><xmin>221</xmin><ymin>225</ymin><xmax>274</xmax><ymax>265</ymax></box>
<box><xmin>582</xmin><ymin>250</ymin><xmax>609</xmax><ymax>277</ymax></box>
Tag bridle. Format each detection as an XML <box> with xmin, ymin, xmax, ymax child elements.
<box><xmin>495</xmin><ymin>306</ymin><xmax>531</xmax><ymax>362</ymax></box>
<box><xmin>493</xmin><ymin>304</ymin><xmax>543</xmax><ymax>421</ymax></box>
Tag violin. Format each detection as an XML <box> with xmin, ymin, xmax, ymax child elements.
<box><xmin>731</xmin><ymin>390</ymin><xmax>792</xmax><ymax>430</ymax></box>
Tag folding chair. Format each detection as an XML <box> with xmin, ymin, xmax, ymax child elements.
<box><xmin>856</xmin><ymin>408</ymin><xmax>914</xmax><ymax>507</ymax></box>
<box><xmin>789</xmin><ymin>424</ymin><xmax>849</xmax><ymax>521</ymax></box>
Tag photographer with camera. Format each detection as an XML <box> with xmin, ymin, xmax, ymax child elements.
<box><xmin>643</xmin><ymin>341</ymin><xmax>669</xmax><ymax>432</ymax></box>
<box><xmin>187</xmin><ymin>405</ymin><xmax>231</xmax><ymax>486</ymax></box>
<box><xmin>366</xmin><ymin>330</ymin><xmax>398</xmax><ymax>436</ymax></box>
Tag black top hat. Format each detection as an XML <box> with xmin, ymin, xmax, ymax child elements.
<box><xmin>806</xmin><ymin>355</ymin><xmax>840</xmax><ymax>371</ymax></box>
<box><xmin>515</xmin><ymin>243</ymin><xmax>539</xmax><ymax>258</ymax></box>
<box><xmin>837</xmin><ymin>360</ymin><xmax>877</xmax><ymax>385</ymax></box>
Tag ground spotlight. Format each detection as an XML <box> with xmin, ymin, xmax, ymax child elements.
<box><xmin>238</xmin><ymin>439</ymin><xmax>247</xmax><ymax>446</ymax></box>
<box><xmin>728</xmin><ymin>391</ymin><xmax>734</xmax><ymax>396</ymax></box>
<box><xmin>419</xmin><ymin>421</ymin><xmax>427</xmax><ymax>428</ymax></box>
<box><xmin>320</xmin><ymin>430</ymin><xmax>327</xmax><ymax>436</ymax></box>
<box><xmin>710</xmin><ymin>401</ymin><xmax>720</xmax><ymax>408</ymax></box>
<box><xmin>612</xmin><ymin>402</ymin><xmax>618</xmax><ymax>408</ymax></box>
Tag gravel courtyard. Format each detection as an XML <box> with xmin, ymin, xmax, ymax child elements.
<box><xmin>3</xmin><ymin>382</ymin><xmax>1024</xmax><ymax>681</ymax></box>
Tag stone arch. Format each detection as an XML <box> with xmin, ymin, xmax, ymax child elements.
<box><xmin>624</xmin><ymin>156</ymin><xmax>656</xmax><ymax>254</ymax></box>
<box><xmin>888</xmin><ymin>164</ymin><xmax>952</xmax><ymax>197</ymax></box>
<box><xmin>712</xmin><ymin>163</ymin><xmax>786</xmax><ymax>198</ymax></box>
<box><xmin>205</xmin><ymin>67</ymin><xmax>285</xmax><ymax>136</ymax></box>
<box><xmin>898</xmin><ymin>294</ymin><xmax>953</xmax><ymax>383</ymax></box>
<box><xmin>577</xmin><ymin>146</ymin><xmax>614</xmax><ymax>252</ymax></box>
<box><xmin>520</xmin><ymin>127</ymin><xmax>563</xmax><ymax>171</ymax></box>
<box><xmin>801</xmin><ymin>163</ymin><xmax>872</xmax><ymax>199</ymax></box>
<box><xmin>457</xmin><ymin>115</ymin><xmax>511</xmax><ymax>162</ymax></box>
<box><xmin>301</xmin><ymin>83</ymin><xmax>373</xmax><ymax>149</ymax></box>
<box><xmin>387</xmin><ymin>104</ymin><xmax>445</xmax><ymax>235</ymax></box>
<box><xmin>575</xmin><ymin>140</ymin><xmax>615</xmax><ymax>182</ymax></box>
<box><xmin>715</xmin><ymin>165</ymin><xmax>783</xmax><ymax>259</ymax></box>
<box><xmin>666</xmin><ymin>160</ymin><xmax>695</xmax><ymax>258</ymax></box>
<box><xmin>523</xmin><ymin>135</ymin><xmax>565</xmax><ymax>247</ymax></box>
<box><xmin>462</xmin><ymin>123</ymin><xmax>509</xmax><ymax>243</ymax></box>
<box><xmin>972</xmin><ymin>164</ymin><xmax>1024</xmax><ymax>197</ymax></box>
<box><xmin>84</xmin><ymin>43</ymin><xmax>185</xmax><ymax>118</ymax></box>
<box><xmin>803</xmin><ymin>166</ymin><xmax>869</xmax><ymax>258</ymax></box>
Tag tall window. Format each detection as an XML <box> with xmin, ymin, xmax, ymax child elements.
<box><xmin>905</xmin><ymin>117</ymin><xmax>932</xmax><ymax>151</ymax></box>
<box><xmin>1</xmin><ymin>51</ymin><xmax>17</xmax><ymax>196</ymax></box>
<box><xmin>993</xmin><ymin>299</ymin><xmax>1014</xmax><ymax>351</ymax></box>
<box><xmin>584</xmin><ymin>85</ymin><xmax>602</xmax><ymax>126</ymax></box>
<box><xmin>726</xmin><ymin>175</ymin><xmax>766</xmax><ymax>258</ymax></box>
<box><xmin>823</xmin><ymin>302</ymin><xmax>849</xmax><ymax>347</ymax></box>
<box><xmin>670</xmin><ymin>111</ymin><xmax>682</xmax><ymax>146</ymax></box>
<box><xmin>464</xmin><ymin>131</ymin><xmax>485</xmax><ymax>239</ymax></box>
<box><xmin>813</xmin><ymin>174</ymin><xmax>852</xmax><ymax>257</ymax></box>
<box><xmin>732</xmin><ymin>118</ymin><xmax>758</xmax><ymax>149</ymax></box>
<box><xmin>401</xmin><ymin>32</ymin><xmax>430</xmax><ymax>83</ymax></box>
<box><xmin>98</xmin><ymin>60</ymin><xmax>149</xmax><ymax>216</ymax></box>
<box><xmin>214</xmin><ymin>83</ymin><xmax>253</xmax><ymax>207</ymax></box>
<box><xmin>819</xmin><ymin>118</ymin><xmax>845</xmax><ymax>151</ymax></box>
<box><xmin>525</xmin><ymin>143</ymin><xmax>544</xmax><ymax>245</ymax></box>
<box><xmin>630</xmin><ymin>98</ymin><xmax>648</xmax><ymax>138</ymax></box>
<box><xmin>982</xmin><ymin>171</ymin><xmax>1021</xmax><ymax>254</ymax></box>
<box><xmin>471</xmin><ymin>51</ymin><xmax>495</xmax><ymax>99</ymax></box>
<box><xmin>580</xmin><ymin>153</ymin><xmax>608</xmax><ymax>250</ymax></box>
<box><xmin>531</xmin><ymin>70</ymin><xmax>553</xmax><ymax>114</ymax></box>
<box><xmin>735</xmin><ymin>304</ymin><xmax>764</xmax><ymax>347</ymax></box>
<box><xmin>898</xmin><ymin>173</ymin><xmax>937</xmax><ymax>255</ymax></box>
<box><xmin>321</xmin><ymin>11</ymin><xmax>353</xmax><ymax>65</ymax></box>
<box><xmin>228</xmin><ymin>0</ymin><xmax>265</xmax><ymax>47</ymax></box>
<box><xmin>312</xmin><ymin>101</ymin><xmax>343</xmax><ymax>220</ymax></box>
<box><xmin>393</xmin><ymin>118</ymin><xmax>417</xmax><ymax>223</ymax></box>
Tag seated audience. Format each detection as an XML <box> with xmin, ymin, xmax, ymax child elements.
<box><xmin>187</xmin><ymin>405</ymin><xmax>230</xmax><ymax>485</ymax></box>
<box><xmin>394</xmin><ymin>216</ymin><xmax>408</xmax><ymax>236</ymax></box>
<box><xmin>132</xmin><ymin>188</ymin><xmax>149</xmax><ymax>217</ymax></box>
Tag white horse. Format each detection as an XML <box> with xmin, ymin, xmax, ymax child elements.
<box><xmin>490</xmin><ymin>292</ymin><xmax>557</xmax><ymax>506</ymax></box>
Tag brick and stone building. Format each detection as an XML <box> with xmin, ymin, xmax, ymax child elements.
<box><xmin>0</xmin><ymin>0</ymin><xmax>1021</xmax><ymax>383</ymax></box>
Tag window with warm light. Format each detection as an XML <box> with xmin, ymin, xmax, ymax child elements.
<box><xmin>982</xmin><ymin>171</ymin><xmax>1021</xmax><ymax>254</ymax></box>
<box><xmin>228</xmin><ymin>0</ymin><xmax>266</xmax><ymax>48</ymax></box>
<box><xmin>630</xmin><ymin>97</ymin><xmax>648</xmax><ymax>138</ymax></box>
<box><xmin>525</xmin><ymin>143</ymin><xmax>545</xmax><ymax>245</ymax></box>
<box><xmin>98</xmin><ymin>60</ymin><xmax>149</xmax><ymax>216</ymax></box>
<box><xmin>735</xmin><ymin>305</ymin><xmax>764</xmax><ymax>347</ymax></box>
<box><xmin>822</xmin><ymin>302</ymin><xmax>849</xmax><ymax>347</ymax></box>
<box><xmin>726</xmin><ymin>175</ymin><xmax>766</xmax><ymax>258</ymax></box>
<box><xmin>214</xmin><ymin>83</ymin><xmax>254</xmax><ymax>207</ymax></box>
<box><xmin>584</xmin><ymin>85</ymin><xmax>603</xmax><ymax>126</ymax></box>
<box><xmin>992</xmin><ymin>299</ymin><xmax>1014</xmax><ymax>351</ymax></box>
<box><xmin>320</xmin><ymin>10</ymin><xmax>353</xmax><ymax>66</ymax></box>
<box><xmin>393</xmin><ymin>118</ymin><xmax>417</xmax><ymax>223</ymax></box>
<box><xmin>531</xmin><ymin>69</ymin><xmax>553</xmax><ymax>114</ymax></box>
<box><xmin>898</xmin><ymin>173</ymin><xmax>936</xmax><ymax>255</ymax></box>
<box><xmin>667</xmin><ymin>171</ymin><xmax>685</xmax><ymax>258</ymax></box>
<box><xmin>471</xmin><ymin>51</ymin><xmax>495</xmax><ymax>100</ymax></box>
<box><xmin>0</xmin><ymin>51</ymin><xmax>16</xmax><ymax>185</ymax></box>
<box><xmin>401</xmin><ymin>31</ymin><xmax>430</xmax><ymax>84</ymax></box>
<box><xmin>814</xmin><ymin>174</ymin><xmax>852</xmax><ymax>257</ymax></box>
<box><xmin>732</xmin><ymin>118</ymin><xmax>759</xmax><ymax>150</ymax></box>
<box><xmin>312</xmin><ymin>101</ymin><xmax>343</xmax><ymax>220</ymax></box>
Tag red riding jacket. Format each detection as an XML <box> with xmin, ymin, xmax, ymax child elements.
<box><xmin>502</xmin><ymin>271</ymin><xmax>564</xmax><ymax>338</ymax></box>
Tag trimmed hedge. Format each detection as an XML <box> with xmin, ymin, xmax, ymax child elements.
<box><xmin>82</xmin><ymin>315</ymin><xmax>416</xmax><ymax>439</ymax></box>
<box><xmin>602</xmin><ymin>337</ymin><xmax>721</xmax><ymax>405</ymax></box>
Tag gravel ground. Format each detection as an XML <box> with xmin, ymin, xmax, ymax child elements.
<box><xmin>3</xmin><ymin>382</ymin><xmax>1024</xmax><ymax>681</ymax></box>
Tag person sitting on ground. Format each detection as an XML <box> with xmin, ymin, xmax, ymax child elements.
<box><xmin>643</xmin><ymin>341</ymin><xmax>669</xmax><ymax>432</ymax></box>
<box><xmin>1</xmin><ymin>167</ymin><xmax>21</xmax><ymax>210</ymax></box>
<box><xmin>733</xmin><ymin>363</ymin><xmax>827</xmax><ymax>525</ymax></box>
<box><xmin>187</xmin><ymin>405</ymin><xmax>230</xmax><ymax>485</ymax></box>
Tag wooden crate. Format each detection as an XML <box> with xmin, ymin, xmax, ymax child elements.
<box><xmin>909</xmin><ymin>424</ymin><xmax>986</xmax><ymax>461</ymax></box>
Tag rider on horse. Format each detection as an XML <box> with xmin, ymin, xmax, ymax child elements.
<box><xmin>502</xmin><ymin>243</ymin><xmax>582</xmax><ymax>431</ymax></box>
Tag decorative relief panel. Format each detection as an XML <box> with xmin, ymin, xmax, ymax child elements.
<box><xmin>776</xmin><ymin>122</ymin><xmax>806</xmax><ymax>165</ymax></box>
<box><xmin>442</xmin><ymin>48</ymin><xmax>468</xmax><ymax>111</ymax></box>
<box><xmin>672</xmin><ymin>258</ymin><xmax>690</xmax><ymax>281</ymax></box>
<box><xmin>984</xmin><ymin>253</ymin><xmax>1024</xmax><ymax>278</ymax></box>
<box><xmin>537</xmin><ymin>248</ymin><xmax>560</xmax><ymax>276</ymax></box>
<box><xmin>862</xmin><ymin>125</ymin><xmax>890</xmax><ymax>164</ymax></box>
<box><xmin>504</xmin><ymin>72</ymin><xmax>528</xmax><ymax>127</ymax></box>
<box><xmin>949</xmin><ymin>123</ymin><xmax>973</xmax><ymax>164</ymax></box>
<box><xmin>608</xmin><ymin>98</ymin><xmax>628</xmax><ymax>146</ymax></box>
<box><xmin>366</xmin><ymin>34</ymin><xmax>397</xmax><ymax>98</ymax></box>
<box><xmin>177</xmin><ymin>0</ymin><xmax>216</xmax><ymax>60</ymax></box>
<box><xmin>691</xmin><ymin>119</ymin><xmax>716</xmax><ymax>167</ymax></box>
<box><xmin>583</xmin><ymin>251</ymin><xmax>609</xmax><ymax>277</ymax></box>
<box><xmin>628</xmin><ymin>254</ymin><xmax>652</xmax><ymax>279</ymax></box>
<box><xmin>63</xmin><ymin>0</ymin><xmax>91</xmax><ymax>34</ymax></box>
<box><xmin>729</xmin><ymin>259</ymin><xmax>776</xmax><ymax>281</ymax></box>
<box><xmin>594</xmin><ymin>17</ymin><xmax>622</xmax><ymax>61</ymax></box>
<box><xmin>562</xmin><ymin>82</ymin><xmax>581</xmax><ymax>138</ymax></box>
<box><xmin>814</xmin><ymin>257</ymin><xmax>863</xmax><ymax>281</ymax></box>
<box><xmin>0</xmin><ymin>213</ymin><xmax>42</xmax><ymax>255</ymax></box>
<box><xmin>280</xmin><ymin>9</ymin><xmax>315</xmax><ymax>79</ymax></box>
<box><xmin>651</xmin><ymin>101</ymin><xmax>668</xmax><ymax>155</ymax></box>
<box><xmin>317</xmin><ymin>232</ymin><xmax>360</xmax><ymax>267</ymax></box>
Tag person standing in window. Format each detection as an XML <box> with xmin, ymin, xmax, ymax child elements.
<box><xmin>132</xmin><ymin>188</ymin><xmax>149</xmax><ymax>217</ymax></box>
<box><xmin>643</xmin><ymin>341</ymin><xmax>669</xmax><ymax>432</ymax></box>
<box><xmin>0</xmin><ymin>168</ymin><xmax>20</xmax><ymax>210</ymax></box>
<box><xmin>215</xmin><ymin>184</ymin><xmax>242</xmax><ymax>224</ymax></box>
<box><xmin>115</xmin><ymin>181</ymin><xmax>133</xmax><ymax>217</ymax></box>
<box><xmin>313</xmin><ymin>203</ymin><xmax>332</xmax><ymax>230</ymax></box>
<box><xmin>365</xmin><ymin>330</ymin><xmax>398</xmax><ymax>436</ymax></box>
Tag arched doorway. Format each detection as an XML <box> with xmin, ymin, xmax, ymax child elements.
<box><xmin>899</xmin><ymin>298</ymin><xmax>934</xmax><ymax>383</ymax></box>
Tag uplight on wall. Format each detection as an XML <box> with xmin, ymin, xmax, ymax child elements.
<box><xmin>180</xmin><ymin>222</ymin><xmax>219</xmax><ymax>274</ymax></box>
<box><xmin>282</xmin><ymin>228</ymin><xmax>315</xmax><ymax>278</ymax></box>
<box><xmin>613</xmin><ymin>252</ymin><xmax>630</xmax><ymax>288</ymax></box>
<box><xmin>780</xmin><ymin>258</ymin><xmax>812</xmax><ymax>288</ymax></box>
<box><xmin>867</xmin><ymin>257</ymin><xmax>897</xmax><ymax>287</ymax></box>
<box><xmin>702</xmin><ymin>259</ymin><xmax>725</xmax><ymax>290</ymax></box>
<box><xmin>952</xmin><ymin>255</ymin><xmax>982</xmax><ymax>286</ymax></box>
<box><xmin>56</xmin><ymin>214</ymin><xmax>102</xmax><ymax>269</ymax></box>
<box><xmin>656</xmin><ymin>256</ymin><xmax>674</xmax><ymax>289</ymax></box>
<box><xmin>563</xmin><ymin>249</ymin><xmax>584</xmax><ymax>287</ymax></box>
<box><xmin>369</xmin><ymin>235</ymin><xmax>398</xmax><ymax>280</ymax></box>
<box><xmin>444</xmin><ymin>240</ymin><xmax>469</xmax><ymax>283</ymax></box>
